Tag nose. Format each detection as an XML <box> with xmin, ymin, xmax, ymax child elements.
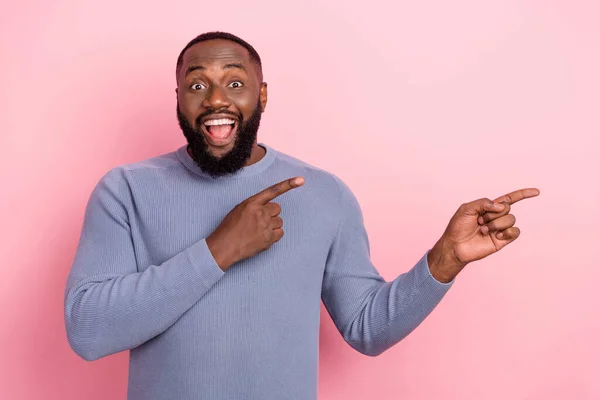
<box><xmin>202</xmin><ymin>86</ymin><xmax>231</xmax><ymax>110</ymax></box>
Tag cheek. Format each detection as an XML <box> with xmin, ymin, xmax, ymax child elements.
<box><xmin>180</xmin><ymin>93</ymin><xmax>201</xmax><ymax>111</ymax></box>
<box><xmin>179</xmin><ymin>97</ymin><xmax>202</xmax><ymax>125</ymax></box>
<box><xmin>234</xmin><ymin>94</ymin><xmax>258</xmax><ymax>118</ymax></box>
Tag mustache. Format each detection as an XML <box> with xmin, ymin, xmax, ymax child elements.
<box><xmin>195</xmin><ymin>109</ymin><xmax>243</xmax><ymax>127</ymax></box>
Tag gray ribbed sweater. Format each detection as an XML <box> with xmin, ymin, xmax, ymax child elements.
<box><xmin>64</xmin><ymin>143</ymin><xmax>453</xmax><ymax>400</ymax></box>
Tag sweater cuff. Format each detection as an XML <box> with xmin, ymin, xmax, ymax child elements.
<box><xmin>185</xmin><ymin>238</ymin><xmax>226</xmax><ymax>290</ymax></box>
<box><xmin>417</xmin><ymin>249</ymin><xmax>455</xmax><ymax>287</ymax></box>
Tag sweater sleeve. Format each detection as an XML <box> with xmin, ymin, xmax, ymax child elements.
<box><xmin>64</xmin><ymin>169</ymin><xmax>225</xmax><ymax>361</ymax></box>
<box><xmin>320</xmin><ymin>176</ymin><xmax>454</xmax><ymax>357</ymax></box>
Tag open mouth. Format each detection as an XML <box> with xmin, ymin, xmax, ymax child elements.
<box><xmin>200</xmin><ymin>117</ymin><xmax>238</xmax><ymax>145</ymax></box>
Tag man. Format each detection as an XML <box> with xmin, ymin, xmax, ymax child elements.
<box><xmin>64</xmin><ymin>31</ymin><xmax>539</xmax><ymax>399</ymax></box>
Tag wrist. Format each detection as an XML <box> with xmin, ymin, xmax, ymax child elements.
<box><xmin>206</xmin><ymin>234</ymin><xmax>235</xmax><ymax>271</ymax></box>
<box><xmin>427</xmin><ymin>239</ymin><xmax>465</xmax><ymax>283</ymax></box>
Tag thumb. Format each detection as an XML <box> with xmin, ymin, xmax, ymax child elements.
<box><xmin>461</xmin><ymin>198</ymin><xmax>506</xmax><ymax>216</ymax></box>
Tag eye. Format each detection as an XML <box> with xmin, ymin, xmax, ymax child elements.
<box><xmin>228</xmin><ymin>81</ymin><xmax>244</xmax><ymax>89</ymax></box>
<box><xmin>191</xmin><ymin>83</ymin><xmax>206</xmax><ymax>90</ymax></box>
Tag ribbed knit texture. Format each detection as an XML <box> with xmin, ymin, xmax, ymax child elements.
<box><xmin>64</xmin><ymin>143</ymin><xmax>454</xmax><ymax>400</ymax></box>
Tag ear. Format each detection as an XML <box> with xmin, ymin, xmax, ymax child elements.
<box><xmin>259</xmin><ymin>82</ymin><xmax>268</xmax><ymax>112</ymax></box>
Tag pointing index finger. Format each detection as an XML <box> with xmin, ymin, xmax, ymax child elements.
<box><xmin>253</xmin><ymin>176</ymin><xmax>305</xmax><ymax>204</ymax></box>
<box><xmin>493</xmin><ymin>188</ymin><xmax>540</xmax><ymax>205</ymax></box>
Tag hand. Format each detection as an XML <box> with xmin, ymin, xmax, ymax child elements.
<box><xmin>428</xmin><ymin>188</ymin><xmax>540</xmax><ymax>283</ymax></box>
<box><xmin>206</xmin><ymin>176</ymin><xmax>305</xmax><ymax>271</ymax></box>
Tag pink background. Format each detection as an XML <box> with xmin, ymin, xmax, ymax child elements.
<box><xmin>1</xmin><ymin>1</ymin><xmax>599</xmax><ymax>399</ymax></box>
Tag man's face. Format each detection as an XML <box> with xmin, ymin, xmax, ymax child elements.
<box><xmin>176</xmin><ymin>39</ymin><xmax>267</xmax><ymax>177</ymax></box>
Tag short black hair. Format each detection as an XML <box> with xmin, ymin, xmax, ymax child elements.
<box><xmin>175</xmin><ymin>31</ymin><xmax>263</xmax><ymax>82</ymax></box>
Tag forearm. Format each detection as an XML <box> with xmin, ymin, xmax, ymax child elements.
<box><xmin>322</xmin><ymin>177</ymin><xmax>455</xmax><ymax>357</ymax></box>
<box><xmin>64</xmin><ymin>239</ymin><xmax>224</xmax><ymax>361</ymax></box>
<box><xmin>341</xmin><ymin>251</ymin><xmax>453</xmax><ymax>357</ymax></box>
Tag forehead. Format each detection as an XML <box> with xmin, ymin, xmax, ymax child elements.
<box><xmin>182</xmin><ymin>39</ymin><xmax>252</xmax><ymax>70</ymax></box>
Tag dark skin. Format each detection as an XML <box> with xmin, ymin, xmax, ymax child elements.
<box><xmin>176</xmin><ymin>39</ymin><xmax>305</xmax><ymax>270</ymax></box>
<box><xmin>175</xmin><ymin>39</ymin><xmax>540</xmax><ymax>279</ymax></box>
<box><xmin>427</xmin><ymin>188</ymin><xmax>540</xmax><ymax>283</ymax></box>
<box><xmin>176</xmin><ymin>39</ymin><xmax>268</xmax><ymax>164</ymax></box>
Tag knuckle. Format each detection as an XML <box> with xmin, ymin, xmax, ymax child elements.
<box><xmin>267</xmin><ymin>202</ymin><xmax>281</xmax><ymax>214</ymax></box>
<box><xmin>263</xmin><ymin>230</ymin><xmax>273</xmax><ymax>242</ymax></box>
<box><xmin>270</xmin><ymin>185</ymin><xmax>281</xmax><ymax>194</ymax></box>
<box><xmin>258</xmin><ymin>218</ymin><xmax>269</xmax><ymax>229</ymax></box>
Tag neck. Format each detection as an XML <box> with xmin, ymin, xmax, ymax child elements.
<box><xmin>245</xmin><ymin>141</ymin><xmax>266</xmax><ymax>166</ymax></box>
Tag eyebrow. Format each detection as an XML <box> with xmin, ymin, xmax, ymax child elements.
<box><xmin>185</xmin><ymin>63</ymin><xmax>247</xmax><ymax>77</ymax></box>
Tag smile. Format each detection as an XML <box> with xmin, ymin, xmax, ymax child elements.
<box><xmin>200</xmin><ymin>117</ymin><xmax>238</xmax><ymax>145</ymax></box>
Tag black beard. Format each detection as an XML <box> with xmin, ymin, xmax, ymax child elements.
<box><xmin>177</xmin><ymin>99</ymin><xmax>262</xmax><ymax>178</ymax></box>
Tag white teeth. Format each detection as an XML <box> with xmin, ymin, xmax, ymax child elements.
<box><xmin>204</xmin><ymin>118</ymin><xmax>235</xmax><ymax>126</ymax></box>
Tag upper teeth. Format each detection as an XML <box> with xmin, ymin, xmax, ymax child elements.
<box><xmin>204</xmin><ymin>118</ymin><xmax>235</xmax><ymax>126</ymax></box>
